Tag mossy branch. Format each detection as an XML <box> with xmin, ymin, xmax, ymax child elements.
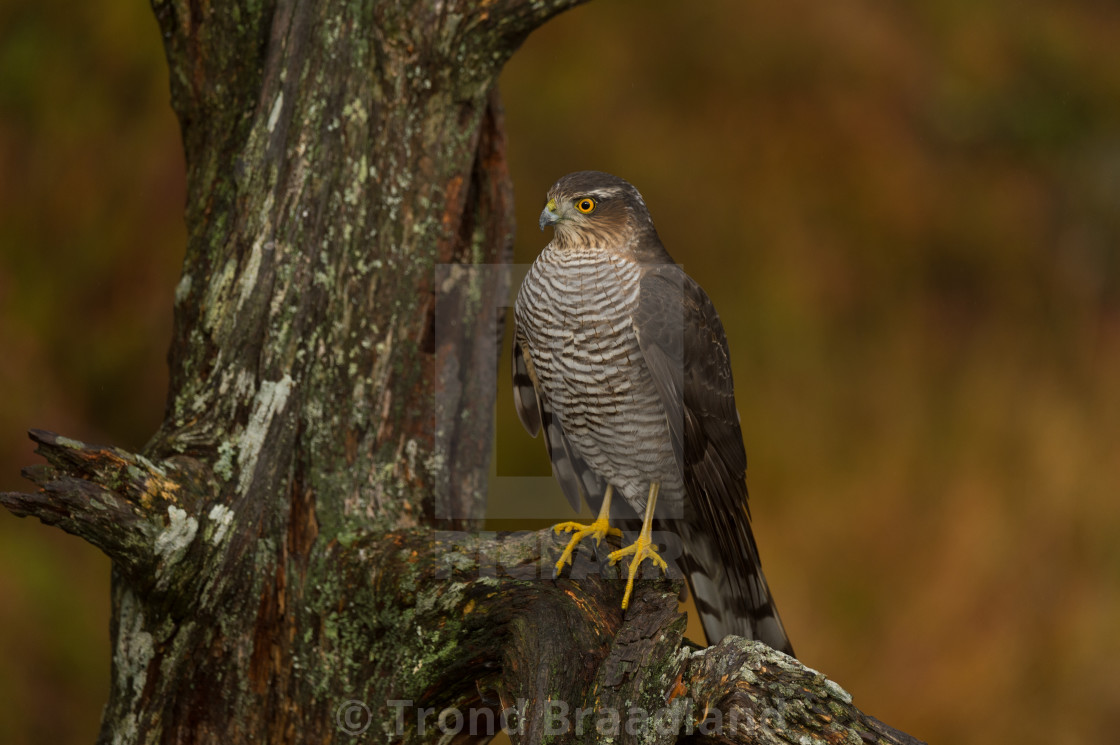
<box><xmin>0</xmin><ymin>429</ymin><xmax>219</xmax><ymax>588</ymax></box>
<box><xmin>2</xmin><ymin>429</ymin><xmax>927</xmax><ymax>744</ymax></box>
<box><xmin>350</xmin><ymin>529</ymin><xmax>927</xmax><ymax>745</ymax></box>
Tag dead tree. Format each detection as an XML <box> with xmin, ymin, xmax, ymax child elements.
<box><xmin>1</xmin><ymin>1</ymin><xmax>926</xmax><ymax>743</ymax></box>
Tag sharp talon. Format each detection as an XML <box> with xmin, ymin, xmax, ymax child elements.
<box><xmin>550</xmin><ymin>517</ymin><xmax>617</xmax><ymax>578</ymax></box>
<box><xmin>608</xmin><ymin>533</ymin><xmax>668</xmax><ymax>610</ymax></box>
<box><xmin>552</xmin><ymin>485</ymin><xmax>620</xmax><ymax>586</ymax></box>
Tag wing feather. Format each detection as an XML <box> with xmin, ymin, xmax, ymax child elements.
<box><xmin>634</xmin><ymin>264</ymin><xmax>794</xmax><ymax>655</ymax></box>
<box><xmin>633</xmin><ymin>265</ymin><xmax>746</xmax><ymax>494</ymax></box>
<box><xmin>512</xmin><ymin>337</ymin><xmax>542</xmax><ymax>436</ymax></box>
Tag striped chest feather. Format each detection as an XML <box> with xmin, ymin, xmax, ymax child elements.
<box><xmin>515</xmin><ymin>245</ymin><xmax>680</xmax><ymax>500</ymax></box>
<box><xmin>515</xmin><ymin>246</ymin><xmax>643</xmax><ymax>393</ymax></box>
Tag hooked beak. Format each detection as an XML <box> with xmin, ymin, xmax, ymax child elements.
<box><xmin>539</xmin><ymin>198</ymin><xmax>560</xmax><ymax>231</ymax></box>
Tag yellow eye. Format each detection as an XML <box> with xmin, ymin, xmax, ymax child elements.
<box><xmin>575</xmin><ymin>197</ymin><xmax>596</xmax><ymax>214</ymax></box>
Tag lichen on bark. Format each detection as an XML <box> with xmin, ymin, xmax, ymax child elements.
<box><xmin>0</xmin><ymin>1</ymin><xmax>927</xmax><ymax>743</ymax></box>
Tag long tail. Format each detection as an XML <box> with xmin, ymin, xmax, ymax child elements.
<box><xmin>676</xmin><ymin>515</ymin><xmax>795</xmax><ymax>657</ymax></box>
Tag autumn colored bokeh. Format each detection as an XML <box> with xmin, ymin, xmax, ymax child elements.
<box><xmin>2</xmin><ymin>2</ymin><xmax>1117</xmax><ymax>744</ymax></box>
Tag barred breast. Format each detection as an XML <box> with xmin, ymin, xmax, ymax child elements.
<box><xmin>515</xmin><ymin>244</ymin><xmax>684</xmax><ymax>514</ymax></box>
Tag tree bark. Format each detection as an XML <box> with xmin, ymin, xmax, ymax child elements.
<box><xmin>1</xmin><ymin>1</ymin><xmax>926</xmax><ymax>744</ymax></box>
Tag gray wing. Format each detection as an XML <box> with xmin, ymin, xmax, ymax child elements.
<box><xmin>634</xmin><ymin>264</ymin><xmax>794</xmax><ymax>655</ymax></box>
<box><xmin>632</xmin><ymin>265</ymin><xmax>746</xmax><ymax>496</ymax></box>
<box><xmin>512</xmin><ymin>327</ymin><xmax>605</xmax><ymax>513</ymax></box>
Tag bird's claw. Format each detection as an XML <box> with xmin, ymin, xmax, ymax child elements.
<box><xmin>608</xmin><ymin>533</ymin><xmax>668</xmax><ymax>609</ymax></box>
<box><xmin>552</xmin><ymin>518</ymin><xmax>621</xmax><ymax>577</ymax></box>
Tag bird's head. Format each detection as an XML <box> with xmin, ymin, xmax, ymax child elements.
<box><xmin>538</xmin><ymin>171</ymin><xmax>657</xmax><ymax>251</ymax></box>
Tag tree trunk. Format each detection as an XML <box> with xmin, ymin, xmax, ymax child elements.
<box><xmin>1</xmin><ymin>1</ymin><xmax>926</xmax><ymax>743</ymax></box>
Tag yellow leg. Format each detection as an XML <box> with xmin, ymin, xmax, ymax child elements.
<box><xmin>608</xmin><ymin>482</ymin><xmax>668</xmax><ymax>609</ymax></box>
<box><xmin>553</xmin><ymin>484</ymin><xmax>622</xmax><ymax>575</ymax></box>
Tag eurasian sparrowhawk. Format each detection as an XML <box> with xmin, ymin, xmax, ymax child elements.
<box><xmin>513</xmin><ymin>171</ymin><xmax>795</xmax><ymax>656</ymax></box>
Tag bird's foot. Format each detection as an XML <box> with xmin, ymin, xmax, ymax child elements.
<box><xmin>552</xmin><ymin>518</ymin><xmax>621</xmax><ymax>577</ymax></box>
<box><xmin>608</xmin><ymin>533</ymin><xmax>668</xmax><ymax>609</ymax></box>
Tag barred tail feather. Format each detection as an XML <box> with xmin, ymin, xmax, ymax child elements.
<box><xmin>677</xmin><ymin>518</ymin><xmax>795</xmax><ymax>657</ymax></box>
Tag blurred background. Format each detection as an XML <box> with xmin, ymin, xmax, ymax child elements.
<box><xmin>2</xmin><ymin>0</ymin><xmax>1118</xmax><ymax>743</ymax></box>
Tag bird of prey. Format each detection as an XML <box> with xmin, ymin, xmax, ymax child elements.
<box><xmin>512</xmin><ymin>171</ymin><xmax>794</xmax><ymax>656</ymax></box>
